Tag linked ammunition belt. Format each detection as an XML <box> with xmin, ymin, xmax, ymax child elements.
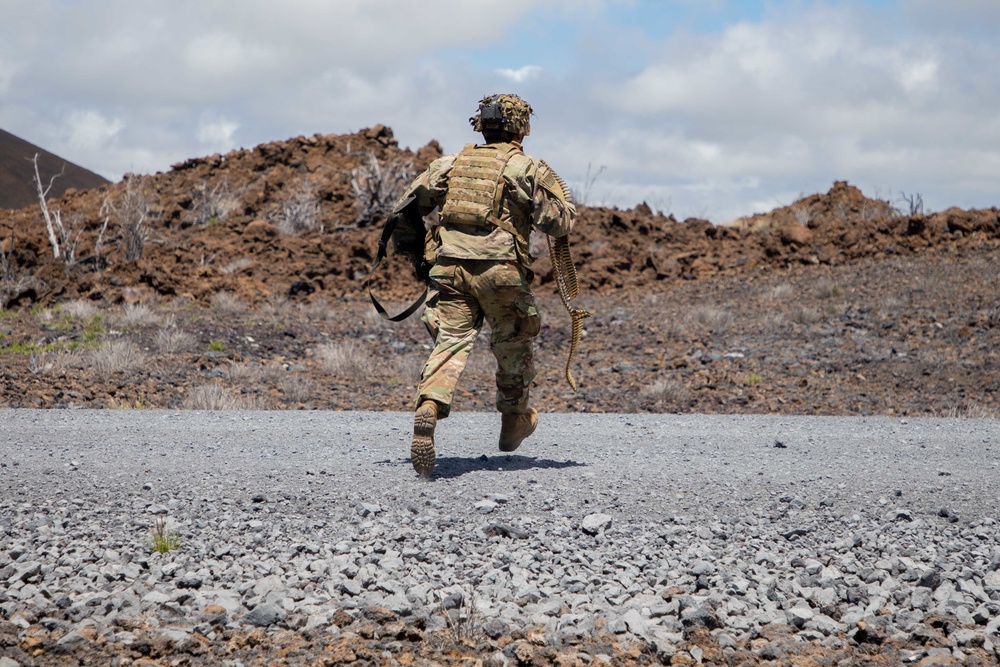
<box><xmin>540</xmin><ymin>161</ymin><xmax>590</xmax><ymax>391</ymax></box>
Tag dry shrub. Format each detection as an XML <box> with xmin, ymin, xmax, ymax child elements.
<box><xmin>938</xmin><ymin>402</ymin><xmax>998</xmax><ymax>419</ymax></box>
<box><xmin>91</xmin><ymin>340</ymin><xmax>146</xmax><ymax>382</ymax></box>
<box><xmin>272</xmin><ymin>180</ymin><xmax>321</xmax><ymax>235</ymax></box>
<box><xmin>224</xmin><ymin>361</ymin><xmax>264</xmax><ymax>384</ymax></box>
<box><xmin>280</xmin><ymin>376</ymin><xmax>316</xmax><ymax>404</ymax></box>
<box><xmin>28</xmin><ymin>350</ymin><xmax>78</xmax><ymax>375</ymax></box>
<box><xmin>790</xmin><ymin>305</ymin><xmax>822</xmax><ymax>325</ymax></box>
<box><xmin>686</xmin><ymin>305</ymin><xmax>733</xmax><ymax>331</ymax></box>
<box><xmin>791</xmin><ymin>206</ymin><xmax>812</xmax><ymax>226</ymax></box>
<box><xmin>348</xmin><ymin>152</ymin><xmax>414</xmax><ymax>227</ymax></box>
<box><xmin>187</xmin><ymin>179</ymin><xmax>243</xmax><ymax>226</ymax></box>
<box><xmin>814</xmin><ymin>280</ymin><xmax>842</xmax><ymax>299</ymax></box>
<box><xmin>317</xmin><ymin>340</ymin><xmax>377</xmax><ymax>380</ymax></box>
<box><xmin>154</xmin><ymin>328</ymin><xmax>196</xmax><ymax>354</ymax></box>
<box><xmin>118</xmin><ymin>303</ymin><xmax>161</xmax><ymax>328</ymax></box>
<box><xmin>60</xmin><ymin>299</ymin><xmax>101</xmax><ymax>320</ymax></box>
<box><xmin>299</xmin><ymin>297</ymin><xmax>334</xmax><ymax>321</ymax></box>
<box><xmin>764</xmin><ymin>283</ymin><xmax>796</xmax><ymax>303</ymax></box>
<box><xmin>211</xmin><ymin>291</ymin><xmax>247</xmax><ymax>314</ymax></box>
<box><xmin>388</xmin><ymin>353</ymin><xmax>425</xmax><ymax>382</ymax></box>
<box><xmin>640</xmin><ymin>378</ymin><xmax>690</xmax><ymax>403</ymax></box>
<box><xmin>181</xmin><ymin>384</ymin><xmax>267</xmax><ymax>410</ymax></box>
<box><xmin>257</xmin><ymin>295</ymin><xmax>296</xmax><ymax>322</ymax></box>
<box><xmin>103</xmin><ymin>173</ymin><xmax>156</xmax><ymax>261</ymax></box>
<box><xmin>220</xmin><ymin>257</ymin><xmax>253</xmax><ymax>275</ymax></box>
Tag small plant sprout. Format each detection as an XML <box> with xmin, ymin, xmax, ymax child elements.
<box><xmin>150</xmin><ymin>516</ymin><xmax>179</xmax><ymax>554</ymax></box>
<box><xmin>208</xmin><ymin>340</ymin><xmax>225</xmax><ymax>352</ymax></box>
<box><xmin>744</xmin><ymin>373</ymin><xmax>763</xmax><ymax>386</ymax></box>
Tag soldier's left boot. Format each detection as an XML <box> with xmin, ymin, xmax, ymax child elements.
<box><xmin>499</xmin><ymin>408</ymin><xmax>537</xmax><ymax>452</ymax></box>
<box><xmin>411</xmin><ymin>400</ymin><xmax>438</xmax><ymax>477</ymax></box>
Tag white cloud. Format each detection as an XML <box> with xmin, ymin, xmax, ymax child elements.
<box><xmin>496</xmin><ymin>65</ymin><xmax>543</xmax><ymax>83</ymax></box>
<box><xmin>196</xmin><ymin>116</ymin><xmax>239</xmax><ymax>149</ymax></box>
<box><xmin>0</xmin><ymin>1</ymin><xmax>998</xmax><ymax>219</ymax></box>
<box><xmin>578</xmin><ymin>4</ymin><xmax>1000</xmax><ymax>218</ymax></box>
<box><xmin>64</xmin><ymin>110</ymin><xmax>123</xmax><ymax>151</ymax></box>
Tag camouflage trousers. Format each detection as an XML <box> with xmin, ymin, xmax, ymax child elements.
<box><xmin>416</xmin><ymin>258</ymin><xmax>540</xmax><ymax>418</ymax></box>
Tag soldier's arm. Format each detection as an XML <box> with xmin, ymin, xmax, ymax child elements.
<box><xmin>397</xmin><ymin>155</ymin><xmax>455</xmax><ymax>214</ymax></box>
<box><xmin>530</xmin><ymin>160</ymin><xmax>576</xmax><ymax>238</ymax></box>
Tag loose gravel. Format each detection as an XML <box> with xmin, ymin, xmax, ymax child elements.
<box><xmin>1</xmin><ymin>410</ymin><xmax>999</xmax><ymax>665</ymax></box>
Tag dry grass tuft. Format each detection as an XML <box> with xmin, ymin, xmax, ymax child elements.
<box><xmin>224</xmin><ymin>361</ymin><xmax>268</xmax><ymax>384</ymax></box>
<box><xmin>154</xmin><ymin>328</ymin><xmax>196</xmax><ymax>354</ymax></box>
<box><xmin>280</xmin><ymin>376</ymin><xmax>317</xmax><ymax>405</ymax></box>
<box><xmin>257</xmin><ymin>295</ymin><xmax>297</xmax><ymax>322</ymax></box>
<box><xmin>118</xmin><ymin>303</ymin><xmax>162</xmax><ymax>328</ymax></box>
<box><xmin>814</xmin><ymin>280</ymin><xmax>843</xmax><ymax>300</ymax></box>
<box><xmin>317</xmin><ymin>340</ymin><xmax>377</xmax><ymax>380</ymax></box>
<box><xmin>640</xmin><ymin>377</ymin><xmax>690</xmax><ymax>403</ymax></box>
<box><xmin>273</xmin><ymin>180</ymin><xmax>322</xmax><ymax>235</ymax></box>
<box><xmin>210</xmin><ymin>292</ymin><xmax>247</xmax><ymax>314</ymax></box>
<box><xmin>686</xmin><ymin>305</ymin><xmax>733</xmax><ymax>331</ymax></box>
<box><xmin>764</xmin><ymin>283</ymin><xmax>796</xmax><ymax>303</ymax></box>
<box><xmin>90</xmin><ymin>340</ymin><xmax>146</xmax><ymax>382</ymax></box>
<box><xmin>937</xmin><ymin>402</ymin><xmax>998</xmax><ymax>419</ymax></box>
<box><xmin>789</xmin><ymin>305</ymin><xmax>822</xmax><ymax>326</ymax></box>
<box><xmin>180</xmin><ymin>383</ymin><xmax>267</xmax><ymax>410</ymax></box>
<box><xmin>60</xmin><ymin>299</ymin><xmax>101</xmax><ymax>320</ymax></box>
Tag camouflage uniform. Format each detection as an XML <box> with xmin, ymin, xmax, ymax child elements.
<box><xmin>395</xmin><ymin>95</ymin><xmax>576</xmax><ymax>475</ymax></box>
<box><xmin>401</xmin><ymin>145</ymin><xmax>575</xmax><ymax>417</ymax></box>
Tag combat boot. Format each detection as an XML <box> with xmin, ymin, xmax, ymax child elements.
<box><xmin>499</xmin><ymin>408</ymin><xmax>537</xmax><ymax>452</ymax></box>
<box><xmin>411</xmin><ymin>400</ymin><xmax>438</xmax><ymax>477</ymax></box>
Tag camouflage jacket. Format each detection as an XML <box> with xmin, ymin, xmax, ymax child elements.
<box><xmin>399</xmin><ymin>141</ymin><xmax>576</xmax><ymax>264</ymax></box>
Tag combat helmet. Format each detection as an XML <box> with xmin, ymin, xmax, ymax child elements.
<box><xmin>469</xmin><ymin>93</ymin><xmax>533</xmax><ymax>136</ymax></box>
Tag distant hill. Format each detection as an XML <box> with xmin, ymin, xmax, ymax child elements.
<box><xmin>0</xmin><ymin>128</ymin><xmax>110</xmax><ymax>210</ymax></box>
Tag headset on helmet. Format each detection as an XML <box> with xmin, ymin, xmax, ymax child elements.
<box><xmin>469</xmin><ymin>94</ymin><xmax>533</xmax><ymax>136</ymax></box>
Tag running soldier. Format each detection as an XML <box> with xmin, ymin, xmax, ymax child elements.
<box><xmin>389</xmin><ymin>93</ymin><xmax>576</xmax><ymax>477</ymax></box>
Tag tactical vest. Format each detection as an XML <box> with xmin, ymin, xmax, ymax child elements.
<box><xmin>440</xmin><ymin>142</ymin><xmax>522</xmax><ymax>231</ymax></box>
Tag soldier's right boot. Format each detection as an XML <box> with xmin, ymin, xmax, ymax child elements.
<box><xmin>411</xmin><ymin>400</ymin><xmax>438</xmax><ymax>477</ymax></box>
<box><xmin>499</xmin><ymin>408</ymin><xmax>537</xmax><ymax>452</ymax></box>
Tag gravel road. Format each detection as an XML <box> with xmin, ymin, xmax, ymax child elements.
<box><xmin>2</xmin><ymin>410</ymin><xmax>999</xmax><ymax>665</ymax></box>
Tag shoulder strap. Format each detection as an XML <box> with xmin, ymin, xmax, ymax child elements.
<box><xmin>366</xmin><ymin>195</ymin><xmax>428</xmax><ymax>322</ymax></box>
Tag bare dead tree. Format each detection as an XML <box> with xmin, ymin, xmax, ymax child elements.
<box><xmin>187</xmin><ymin>178</ymin><xmax>244</xmax><ymax>226</ymax></box>
<box><xmin>102</xmin><ymin>174</ymin><xmax>156</xmax><ymax>261</ymax></box>
<box><xmin>347</xmin><ymin>152</ymin><xmax>414</xmax><ymax>227</ymax></box>
<box><xmin>270</xmin><ymin>179</ymin><xmax>322</xmax><ymax>235</ymax></box>
<box><xmin>899</xmin><ymin>191</ymin><xmax>925</xmax><ymax>216</ymax></box>
<box><xmin>92</xmin><ymin>212</ymin><xmax>111</xmax><ymax>271</ymax></box>
<box><xmin>30</xmin><ymin>154</ymin><xmax>66</xmax><ymax>258</ymax></box>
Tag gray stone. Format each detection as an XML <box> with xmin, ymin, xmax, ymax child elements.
<box><xmin>356</xmin><ymin>503</ymin><xmax>381</xmax><ymax>517</ymax></box>
<box><xmin>758</xmin><ymin>641</ymin><xmax>786</xmax><ymax>660</ymax></box>
<box><xmin>244</xmin><ymin>603</ymin><xmax>283</xmax><ymax>627</ymax></box>
<box><xmin>581</xmin><ymin>513</ymin><xmax>612</xmax><ymax>536</ymax></box>
<box><xmin>54</xmin><ymin>630</ymin><xmax>90</xmax><ymax>651</ymax></box>
<box><xmin>787</xmin><ymin>605</ymin><xmax>814</xmax><ymax>628</ymax></box>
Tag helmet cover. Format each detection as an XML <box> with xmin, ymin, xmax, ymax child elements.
<box><xmin>469</xmin><ymin>93</ymin><xmax>532</xmax><ymax>136</ymax></box>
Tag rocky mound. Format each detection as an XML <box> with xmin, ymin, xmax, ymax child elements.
<box><xmin>2</xmin><ymin>126</ymin><xmax>999</xmax><ymax>312</ymax></box>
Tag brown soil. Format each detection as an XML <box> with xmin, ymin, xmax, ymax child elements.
<box><xmin>1</xmin><ymin>126</ymin><xmax>998</xmax><ymax>416</ymax></box>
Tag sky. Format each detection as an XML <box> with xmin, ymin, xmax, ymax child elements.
<box><xmin>1</xmin><ymin>0</ymin><xmax>998</xmax><ymax>222</ymax></box>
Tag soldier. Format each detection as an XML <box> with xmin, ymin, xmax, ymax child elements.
<box><xmin>391</xmin><ymin>93</ymin><xmax>576</xmax><ymax>477</ymax></box>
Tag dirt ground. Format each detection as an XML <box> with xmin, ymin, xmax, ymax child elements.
<box><xmin>1</xmin><ymin>126</ymin><xmax>998</xmax><ymax>416</ymax></box>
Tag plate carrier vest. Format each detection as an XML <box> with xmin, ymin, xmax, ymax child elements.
<box><xmin>439</xmin><ymin>143</ymin><xmax>529</xmax><ymax>261</ymax></box>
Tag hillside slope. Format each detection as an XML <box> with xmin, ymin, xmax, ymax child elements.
<box><xmin>0</xmin><ymin>128</ymin><xmax>110</xmax><ymax>210</ymax></box>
